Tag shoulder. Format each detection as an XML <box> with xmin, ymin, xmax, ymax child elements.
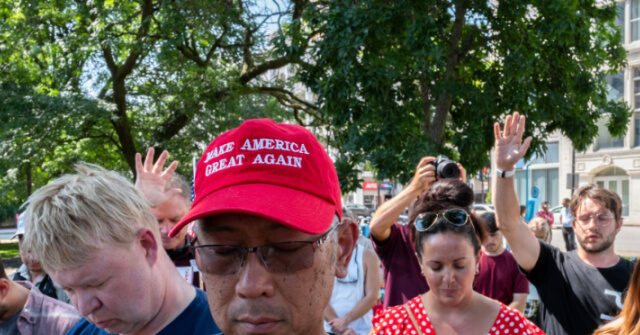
<box><xmin>66</xmin><ymin>319</ymin><xmax>110</xmax><ymax>335</ymax></box>
<box><xmin>492</xmin><ymin>304</ymin><xmax>544</xmax><ymax>334</ymax></box>
<box><xmin>372</xmin><ymin>300</ymin><xmax>411</xmax><ymax>327</ymax></box>
<box><xmin>158</xmin><ymin>288</ymin><xmax>220</xmax><ymax>334</ymax></box>
<box><xmin>23</xmin><ymin>286</ymin><xmax>82</xmax><ymax>333</ymax></box>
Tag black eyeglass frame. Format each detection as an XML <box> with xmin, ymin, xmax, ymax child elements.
<box><xmin>191</xmin><ymin>224</ymin><xmax>338</xmax><ymax>275</ymax></box>
<box><xmin>413</xmin><ymin>208</ymin><xmax>473</xmax><ymax>232</ymax></box>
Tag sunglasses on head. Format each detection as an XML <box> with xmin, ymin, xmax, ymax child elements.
<box><xmin>414</xmin><ymin>208</ymin><xmax>472</xmax><ymax>232</ymax></box>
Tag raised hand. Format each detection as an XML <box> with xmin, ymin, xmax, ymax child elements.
<box><xmin>408</xmin><ymin>156</ymin><xmax>437</xmax><ymax>193</ymax></box>
<box><xmin>134</xmin><ymin>147</ymin><xmax>182</xmax><ymax>207</ymax></box>
<box><xmin>494</xmin><ymin>112</ymin><xmax>532</xmax><ymax>171</ymax></box>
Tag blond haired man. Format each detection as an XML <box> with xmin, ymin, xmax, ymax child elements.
<box><xmin>21</xmin><ymin>165</ymin><xmax>219</xmax><ymax>335</ymax></box>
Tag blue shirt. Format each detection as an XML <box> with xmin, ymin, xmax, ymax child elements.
<box><xmin>66</xmin><ymin>288</ymin><xmax>219</xmax><ymax>335</ymax></box>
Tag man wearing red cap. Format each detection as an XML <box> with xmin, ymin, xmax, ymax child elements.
<box><xmin>163</xmin><ymin>119</ymin><xmax>359</xmax><ymax>335</ymax></box>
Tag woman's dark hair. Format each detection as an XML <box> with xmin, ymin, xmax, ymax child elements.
<box><xmin>410</xmin><ymin>179</ymin><xmax>486</xmax><ymax>258</ymax></box>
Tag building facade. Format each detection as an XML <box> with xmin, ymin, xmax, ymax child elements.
<box><xmin>495</xmin><ymin>0</ymin><xmax>640</xmax><ymax>224</ymax></box>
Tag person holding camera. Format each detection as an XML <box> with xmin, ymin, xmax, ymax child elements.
<box><xmin>369</xmin><ymin>155</ymin><xmax>463</xmax><ymax>308</ymax></box>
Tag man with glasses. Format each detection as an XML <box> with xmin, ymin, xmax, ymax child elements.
<box><xmin>164</xmin><ymin>119</ymin><xmax>358</xmax><ymax>334</ymax></box>
<box><xmin>20</xmin><ymin>164</ymin><xmax>220</xmax><ymax>335</ymax></box>
<box><xmin>492</xmin><ymin>112</ymin><xmax>635</xmax><ymax>335</ymax></box>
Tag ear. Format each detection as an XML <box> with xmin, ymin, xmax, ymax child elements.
<box><xmin>137</xmin><ymin>228</ymin><xmax>159</xmax><ymax>267</ymax></box>
<box><xmin>0</xmin><ymin>278</ymin><xmax>10</xmax><ymax>300</ymax></box>
<box><xmin>334</xmin><ymin>222</ymin><xmax>359</xmax><ymax>279</ymax></box>
<box><xmin>615</xmin><ymin>218</ymin><xmax>623</xmax><ymax>232</ymax></box>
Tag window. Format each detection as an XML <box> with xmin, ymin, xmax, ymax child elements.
<box><xmin>515</xmin><ymin>170</ymin><xmax>527</xmax><ymax>205</ymax></box>
<box><xmin>530</xmin><ymin>142</ymin><xmax>559</xmax><ymax>164</ymax></box>
<box><xmin>633</xmin><ymin>0</ymin><xmax>640</xmax><ymax>41</ymax></box>
<box><xmin>618</xmin><ymin>2</ymin><xmax>626</xmax><ymax>43</ymax></box>
<box><xmin>595</xmin><ymin>71</ymin><xmax>626</xmax><ymax>150</ymax></box>
<box><xmin>635</xmin><ymin>114</ymin><xmax>640</xmax><ymax>146</ymax></box>
<box><xmin>634</xmin><ymin>68</ymin><xmax>640</xmax><ymax>109</ymax></box>
<box><xmin>531</xmin><ymin>168</ymin><xmax>559</xmax><ymax>207</ymax></box>
<box><xmin>607</xmin><ymin>70</ymin><xmax>624</xmax><ymax>102</ymax></box>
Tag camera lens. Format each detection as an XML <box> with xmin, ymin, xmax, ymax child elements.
<box><xmin>438</xmin><ymin>161</ymin><xmax>460</xmax><ymax>179</ymax></box>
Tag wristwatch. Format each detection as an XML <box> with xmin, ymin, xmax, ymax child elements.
<box><xmin>495</xmin><ymin>168</ymin><xmax>515</xmax><ymax>178</ymax></box>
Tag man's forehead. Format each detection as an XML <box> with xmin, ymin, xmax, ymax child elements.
<box><xmin>577</xmin><ymin>197</ymin><xmax>611</xmax><ymax>213</ymax></box>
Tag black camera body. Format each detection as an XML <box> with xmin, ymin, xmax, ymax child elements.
<box><xmin>430</xmin><ymin>155</ymin><xmax>460</xmax><ymax>179</ymax></box>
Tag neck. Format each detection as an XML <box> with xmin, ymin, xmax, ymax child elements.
<box><xmin>482</xmin><ymin>246</ymin><xmax>505</xmax><ymax>257</ymax></box>
<box><xmin>28</xmin><ymin>269</ymin><xmax>45</xmax><ymax>283</ymax></box>
<box><xmin>577</xmin><ymin>245</ymin><xmax>619</xmax><ymax>268</ymax></box>
<box><xmin>423</xmin><ymin>290</ymin><xmax>475</xmax><ymax>317</ymax></box>
<box><xmin>125</xmin><ymin>254</ymin><xmax>196</xmax><ymax>335</ymax></box>
<box><xmin>1</xmin><ymin>282</ymin><xmax>30</xmax><ymax>321</ymax></box>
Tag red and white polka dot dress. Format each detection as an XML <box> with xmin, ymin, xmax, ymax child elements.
<box><xmin>370</xmin><ymin>295</ymin><xmax>545</xmax><ymax>335</ymax></box>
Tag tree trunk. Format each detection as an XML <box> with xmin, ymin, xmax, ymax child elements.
<box><xmin>111</xmin><ymin>77</ymin><xmax>138</xmax><ymax>176</ymax></box>
<box><xmin>429</xmin><ymin>1</ymin><xmax>467</xmax><ymax>146</ymax></box>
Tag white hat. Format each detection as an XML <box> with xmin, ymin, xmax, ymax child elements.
<box><xmin>12</xmin><ymin>213</ymin><xmax>24</xmax><ymax>239</ymax></box>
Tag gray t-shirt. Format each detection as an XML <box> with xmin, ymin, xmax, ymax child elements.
<box><xmin>0</xmin><ymin>310</ymin><xmax>21</xmax><ymax>335</ymax></box>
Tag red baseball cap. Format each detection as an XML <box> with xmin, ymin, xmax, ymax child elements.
<box><xmin>169</xmin><ymin>119</ymin><xmax>342</xmax><ymax>236</ymax></box>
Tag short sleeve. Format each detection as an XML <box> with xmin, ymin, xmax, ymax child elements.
<box><xmin>520</xmin><ymin>239</ymin><xmax>560</xmax><ymax>287</ymax></box>
<box><xmin>371</xmin><ymin>223</ymin><xmax>402</xmax><ymax>265</ymax></box>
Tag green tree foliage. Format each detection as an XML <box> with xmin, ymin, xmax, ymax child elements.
<box><xmin>301</xmin><ymin>0</ymin><xmax>632</xmax><ymax>191</ymax></box>
<box><xmin>0</xmin><ymin>0</ymin><xmax>318</xmax><ymax>220</ymax></box>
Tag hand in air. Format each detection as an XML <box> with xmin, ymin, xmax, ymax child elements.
<box><xmin>134</xmin><ymin>147</ymin><xmax>182</xmax><ymax>207</ymax></box>
<box><xmin>494</xmin><ymin>112</ymin><xmax>533</xmax><ymax>171</ymax></box>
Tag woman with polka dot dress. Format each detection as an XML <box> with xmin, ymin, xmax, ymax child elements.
<box><xmin>370</xmin><ymin>179</ymin><xmax>544</xmax><ymax>335</ymax></box>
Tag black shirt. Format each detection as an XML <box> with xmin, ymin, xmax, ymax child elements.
<box><xmin>523</xmin><ymin>240</ymin><xmax>634</xmax><ymax>335</ymax></box>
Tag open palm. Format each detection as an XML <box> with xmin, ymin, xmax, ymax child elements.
<box><xmin>494</xmin><ymin>112</ymin><xmax>533</xmax><ymax>170</ymax></box>
<box><xmin>134</xmin><ymin>147</ymin><xmax>181</xmax><ymax>207</ymax></box>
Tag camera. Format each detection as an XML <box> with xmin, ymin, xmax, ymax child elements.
<box><xmin>430</xmin><ymin>155</ymin><xmax>460</xmax><ymax>179</ymax></box>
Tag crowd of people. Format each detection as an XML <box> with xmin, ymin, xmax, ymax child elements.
<box><xmin>0</xmin><ymin>113</ymin><xmax>638</xmax><ymax>335</ymax></box>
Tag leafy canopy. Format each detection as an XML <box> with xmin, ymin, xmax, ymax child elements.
<box><xmin>301</xmin><ymin>0</ymin><xmax>631</xmax><ymax>191</ymax></box>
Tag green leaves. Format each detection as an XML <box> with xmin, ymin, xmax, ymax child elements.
<box><xmin>302</xmin><ymin>0</ymin><xmax>631</xmax><ymax>192</ymax></box>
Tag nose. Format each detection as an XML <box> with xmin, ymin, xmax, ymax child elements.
<box><xmin>235</xmin><ymin>252</ymin><xmax>276</xmax><ymax>299</ymax></box>
<box><xmin>442</xmin><ymin>266</ymin><xmax>456</xmax><ymax>285</ymax></box>
<box><xmin>159</xmin><ymin>220</ymin><xmax>171</xmax><ymax>235</ymax></box>
<box><xmin>74</xmin><ymin>291</ymin><xmax>102</xmax><ymax>317</ymax></box>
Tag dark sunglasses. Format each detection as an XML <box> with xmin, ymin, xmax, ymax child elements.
<box><xmin>191</xmin><ymin>225</ymin><xmax>337</xmax><ymax>275</ymax></box>
<box><xmin>414</xmin><ymin>208</ymin><xmax>471</xmax><ymax>232</ymax></box>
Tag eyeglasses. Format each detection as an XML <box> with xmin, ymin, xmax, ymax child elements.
<box><xmin>576</xmin><ymin>212</ymin><xmax>614</xmax><ymax>226</ymax></box>
<box><xmin>192</xmin><ymin>225</ymin><xmax>337</xmax><ymax>275</ymax></box>
<box><xmin>414</xmin><ymin>209</ymin><xmax>471</xmax><ymax>232</ymax></box>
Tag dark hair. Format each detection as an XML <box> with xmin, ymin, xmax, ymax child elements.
<box><xmin>410</xmin><ymin>179</ymin><xmax>486</xmax><ymax>258</ymax></box>
<box><xmin>541</xmin><ymin>201</ymin><xmax>549</xmax><ymax>205</ymax></box>
<box><xmin>570</xmin><ymin>184</ymin><xmax>623</xmax><ymax>222</ymax></box>
<box><xmin>520</xmin><ymin>205</ymin><xmax>527</xmax><ymax>215</ymax></box>
<box><xmin>479</xmin><ymin>212</ymin><xmax>498</xmax><ymax>234</ymax></box>
<box><xmin>0</xmin><ymin>259</ymin><xmax>7</xmax><ymax>279</ymax></box>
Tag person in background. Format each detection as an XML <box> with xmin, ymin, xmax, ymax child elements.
<box><xmin>528</xmin><ymin>217</ymin><xmax>551</xmax><ymax>243</ymax></box>
<box><xmin>593</xmin><ymin>260</ymin><xmax>640</xmax><ymax>335</ymax></box>
<box><xmin>368</xmin><ymin>157</ymin><xmax>465</xmax><ymax>308</ymax></box>
<box><xmin>21</xmin><ymin>164</ymin><xmax>220</xmax><ymax>335</ymax></box>
<box><xmin>474</xmin><ymin>212</ymin><xmax>529</xmax><ymax>312</ymax></box>
<box><xmin>535</xmin><ymin>201</ymin><xmax>554</xmax><ymax>241</ymax></box>
<box><xmin>135</xmin><ymin>148</ymin><xmax>199</xmax><ymax>287</ymax></box>
<box><xmin>370</xmin><ymin>179</ymin><xmax>543</xmax><ymax>334</ymax></box>
<box><xmin>11</xmin><ymin>214</ymin><xmax>69</xmax><ymax>303</ymax></box>
<box><xmin>0</xmin><ymin>257</ymin><xmax>80</xmax><ymax>334</ymax></box>
<box><xmin>323</xmin><ymin>227</ymin><xmax>381</xmax><ymax>335</ymax></box>
<box><xmin>493</xmin><ymin>112</ymin><xmax>634</xmax><ymax>335</ymax></box>
<box><xmin>560</xmin><ymin>198</ymin><xmax>576</xmax><ymax>251</ymax></box>
<box><xmin>520</xmin><ymin>205</ymin><xmax>527</xmax><ymax>223</ymax></box>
